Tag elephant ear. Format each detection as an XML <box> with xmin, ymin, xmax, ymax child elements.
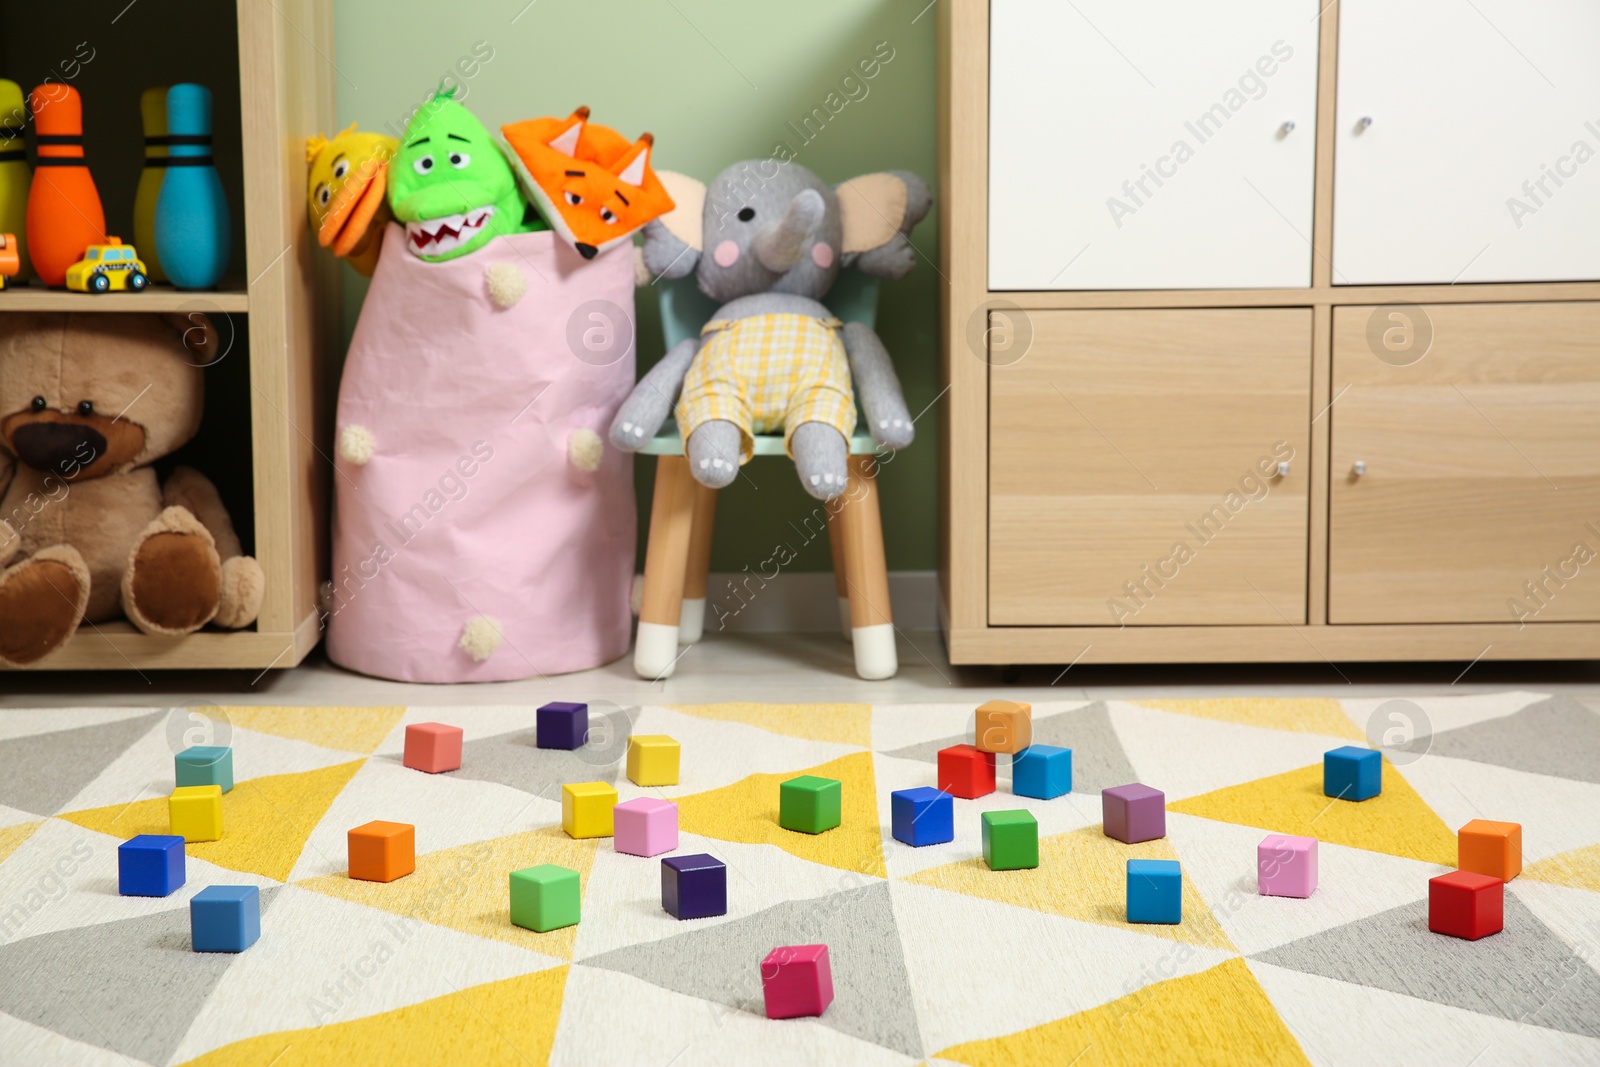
<box><xmin>836</xmin><ymin>171</ymin><xmax>932</xmax><ymax>280</ymax></box>
<box><xmin>642</xmin><ymin>170</ymin><xmax>706</xmax><ymax>280</ymax></box>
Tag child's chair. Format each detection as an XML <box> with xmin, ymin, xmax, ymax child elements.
<box><xmin>632</xmin><ymin>270</ymin><xmax>897</xmax><ymax>681</ymax></box>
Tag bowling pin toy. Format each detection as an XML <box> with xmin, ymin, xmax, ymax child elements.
<box><xmin>132</xmin><ymin>86</ymin><xmax>168</xmax><ymax>283</ymax></box>
<box><xmin>0</xmin><ymin>80</ymin><xmax>31</xmax><ymax>283</ymax></box>
<box><xmin>25</xmin><ymin>83</ymin><xmax>105</xmax><ymax>288</ymax></box>
<box><xmin>154</xmin><ymin>84</ymin><xmax>230</xmax><ymax>290</ymax></box>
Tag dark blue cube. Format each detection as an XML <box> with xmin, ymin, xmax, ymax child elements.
<box><xmin>1324</xmin><ymin>746</ymin><xmax>1382</xmax><ymax>801</ymax></box>
<box><xmin>190</xmin><ymin>885</ymin><xmax>261</xmax><ymax>952</ymax></box>
<box><xmin>1127</xmin><ymin>859</ymin><xmax>1182</xmax><ymax>924</ymax></box>
<box><xmin>890</xmin><ymin>786</ymin><xmax>954</xmax><ymax>847</ymax></box>
<box><xmin>118</xmin><ymin>834</ymin><xmax>186</xmax><ymax>897</ymax></box>
<box><xmin>537</xmin><ymin>702</ymin><xmax>589</xmax><ymax>750</ymax></box>
<box><xmin>661</xmin><ymin>853</ymin><xmax>726</xmax><ymax>919</ymax></box>
<box><xmin>1013</xmin><ymin>745</ymin><xmax>1072</xmax><ymax>800</ymax></box>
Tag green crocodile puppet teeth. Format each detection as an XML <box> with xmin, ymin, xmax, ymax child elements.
<box><xmin>388</xmin><ymin>87</ymin><xmax>546</xmax><ymax>261</ymax></box>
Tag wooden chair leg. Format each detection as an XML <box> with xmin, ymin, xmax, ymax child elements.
<box><xmin>636</xmin><ymin>455</ymin><xmax>697</xmax><ymax>679</ymax></box>
<box><xmin>835</xmin><ymin>454</ymin><xmax>897</xmax><ymax>679</ymax></box>
<box><xmin>825</xmin><ymin>507</ymin><xmax>851</xmax><ymax>641</ymax></box>
<box><xmin>679</xmin><ymin>480</ymin><xmax>717</xmax><ymax>643</ymax></box>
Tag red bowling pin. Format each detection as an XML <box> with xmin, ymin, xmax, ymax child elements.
<box><xmin>26</xmin><ymin>84</ymin><xmax>105</xmax><ymax>287</ymax></box>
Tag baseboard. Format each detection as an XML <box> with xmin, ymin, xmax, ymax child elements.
<box><xmin>692</xmin><ymin>570</ymin><xmax>939</xmax><ymax>634</ymax></box>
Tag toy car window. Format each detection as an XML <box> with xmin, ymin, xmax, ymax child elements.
<box><xmin>86</xmin><ymin>249</ymin><xmax>99</xmax><ymax>261</ymax></box>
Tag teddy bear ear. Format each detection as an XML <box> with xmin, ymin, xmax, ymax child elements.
<box><xmin>655</xmin><ymin>171</ymin><xmax>706</xmax><ymax>253</ymax></box>
<box><xmin>161</xmin><ymin>312</ymin><xmax>220</xmax><ymax>365</ymax></box>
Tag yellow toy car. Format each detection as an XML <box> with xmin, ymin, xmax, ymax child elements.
<box><xmin>65</xmin><ymin>237</ymin><xmax>150</xmax><ymax>294</ymax></box>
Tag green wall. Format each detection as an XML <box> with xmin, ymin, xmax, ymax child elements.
<box><xmin>333</xmin><ymin>0</ymin><xmax>939</xmax><ymax>574</ymax></box>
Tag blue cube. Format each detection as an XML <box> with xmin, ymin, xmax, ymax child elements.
<box><xmin>1324</xmin><ymin>746</ymin><xmax>1382</xmax><ymax>801</ymax></box>
<box><xmin>118</xmin><ymin>835</ymin><xmax>186</xmax><ymax>897</ymax></box>
<box><xmin>1127</xmin><ymin>859</ymin><xmax>1181</xmax><ymax>924</ymax></box>
<box><xmin>190</xmin><ymin>885</ymin><xmax>261</xmax><ymax>952</ymax></box>
<box><xmin>890</xmin><ymin>787</ymin><xmax>954</xmax><ymax>847</ymax></box>
<box><xmin>661</xmin><ymin>853</ymin><xmax>727</xmax><ymax>920</ymax></box>
<box><xmin>1012</xmin><ymin>745</ymin><xmax>1072</xmax><ymax>799</ymax></box>
<box><xmin>537</xmin><ymin>702</ymin><xmax>588</xmax><ymax>750</ymax></box>
<box><xmin>176</xmin><ymin>745</ymin><xmax>234</xmax><ymax>793</ymax></box>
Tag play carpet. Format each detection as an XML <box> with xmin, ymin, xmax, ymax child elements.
<box><xmin>1</xmin><ymin>693</ymin><xmax>1598</xmax><ymax>1066</ymax></box>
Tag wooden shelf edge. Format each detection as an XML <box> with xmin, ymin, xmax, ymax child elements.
<box><xmin>4</xmin><ymin>609</ymin><xmax>322</xmax><ymax>671</ymax></box>
<box><xmin>0</xmin><ymin>281</ymin><xmax>249</xmax><ymax>313</ymax></box>
<box><xmin>974</xmin><ymin>283</ymin><xmax>1600</xmax><ymax>310</ymax></box>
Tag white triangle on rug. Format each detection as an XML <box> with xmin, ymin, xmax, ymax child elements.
<box><xmin>1509</xmin><ymin>878</ymin><xmax>1600</xmax><ymax>961</ymax></box>
<box><xmin>0</xmin><ymin>1007</ymin><xmax>149</xmax><ymax>1067</ymax></box>
<box><xmin>1393</xmin><ymin>753</ymin><xmax>1600</xmax><ymax>865</ymax></box>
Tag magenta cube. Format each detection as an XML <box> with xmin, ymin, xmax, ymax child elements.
<box><xmin>761</xmin><ymin>944</ymin><xmax>834</xmax><ymax>1019</ymax></box>
<box><xmin>1102</xmin><ymin>783</ymin><xmax>1166</xmax><ymax>843</ymax></box>
<box><xmin>403</xmin><ymin>722</ymin><xmax>463</xmax><ymax>773</ymax></box>
<box><xmin>614</xmin><ymin>797</ymin><xmax>678</xmax><ymax>858</ymax></box>
<box><xmin>1257</xmin><ymin>834</ymin><xmax>1318</xmax><ymax>898</ymax></box>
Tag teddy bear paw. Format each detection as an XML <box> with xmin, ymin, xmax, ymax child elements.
<box><xmin>568</xmin><ymin>429</ymin><xmax>604</xmax><ymax>473</ymax></box>
<box><xmin>214</xmin><ymin>556</ymin><xmax>266</xmax><ymax>629</ymax></box>
<box><xmin>338</xmin><ymin>425</ymin><xmax>375</xmax><ymax>465</ymax></box>
<box><xmin>485</xmin><ymin>262</ymin><xmax>527</xmax><ymax>309</ymax></box>
<box><xmin>458</xmin><ymin>615</ymin><xmax>503</xmax><ymax>662</ymax></box>
<box><xmin>0</xmin><ymin>547</ymin><xmax>90</xmax><ymax>667</ymax></box>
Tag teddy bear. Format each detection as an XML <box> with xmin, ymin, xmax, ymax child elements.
<box><xmin>0</xmin><ymin>312</ymin><xmax>264</xmax><ymax>667</ymax></box>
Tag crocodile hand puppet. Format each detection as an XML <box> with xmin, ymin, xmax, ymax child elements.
<box><xmin>388</xmin><ymin>88</ymin><xmax>546</xmax><ymax>261</ymax></box>
<box><xmin>306</xmin><ymin>124</ymin><xmax>398</xmax><ymax>276</ymax></box>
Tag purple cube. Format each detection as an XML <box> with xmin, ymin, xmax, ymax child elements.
<box><xmin>615</xmin><ymin>798</ymin><xmax>679</xmax><ymax>858</ymax></box>
<box><xmin>662</xmin><ymin>853</ymin><xmax>727</xmax><ymax>920</ymax></box>
<box><xmin>1102</xmin><ymin>783</ymin><xmax>1166</xmax><ymax>843</ymax></box>
<box><xmin>537</xmin><ymin>702</ymin><xmax>588</xmax><ymax>750</ymax></box>
<box><xmin>1258</xmin><ymin>834</ymin><xmax>1318</xmax><ymax>898</ymax></box>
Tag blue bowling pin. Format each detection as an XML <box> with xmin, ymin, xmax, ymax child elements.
<box><xmin>154</xmin><ymin>84</ymin><xmax>230</xmax><ymax>289</ymax></box>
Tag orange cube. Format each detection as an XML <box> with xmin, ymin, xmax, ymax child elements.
<box><xmin>975</xmin><ymin>700</ymin><xmax>1032</xmax><ymax>754</ymax></box>
<box><xmin>1458</xmin><ymin>819</ymin><xmax>1521</xmax><ymax>881</ymax></box>
<box><xmin>349</xmin><ymin>820</ymin><xmax>415</xmax><ymax>883</ymax></box>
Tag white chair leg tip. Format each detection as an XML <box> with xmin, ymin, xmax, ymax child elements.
<box><xmin>678</xmin><ymin>598</ymin><xmax>706</xmax><ymax>644</ymax></box>
<box><xmin>852</xmin><ymin>622</ymin><xmax>898</xmax><ymax>680</ymax></box>
<box><xmin>634</xmin><ymin>621</ymin><xmax>682</xmax><ymax>679</ymax></box>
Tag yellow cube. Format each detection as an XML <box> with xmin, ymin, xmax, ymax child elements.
<box><xmin>562</xmin><ymin>781</ymin><xmax>618</xmax><ymax>839</ymax></box>
<box><xmin>627</xmin><ymin>735</ymin><xmax>681</xmax><ymax>787</ymax></box>
<box><xmin>169</xmin><ymin>784</ymin><xmax>223</xmax><ymax>842</ymax></box>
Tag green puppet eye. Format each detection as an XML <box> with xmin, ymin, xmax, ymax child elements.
<box><xmin>413</xmin><ymin>155</ymin><xmax>434</xmax><ymax>175</ymax></box>
<box><xmin>449</xmin><ymin>151</ymin><xmax>470</xmax><ymax>169</ymax></box>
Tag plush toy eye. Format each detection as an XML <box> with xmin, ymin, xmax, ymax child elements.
<box><xmin>31</xmin><ymin>395</ymin><xmax>46</xmax><ymax>412</ymax></box>
<box><xmin>316</xmin><ymin>183</ymin><xmax>331</xmax><ymax>206</ymax></box>
<box><xmin>449</xmin><ymin>151</ymin><xmax>470</xmax><ymax>169</ymax></box>
<box><xmin>77</xmin><ymin>400</ymin><xmax>94</xmax><ymax>417</ymax></box>
<box><xmin>332</xmin><ymin>157</ymin><xmax>349</xmax><ymax>180</ymax></box>
<box><xmin>600</xmin><ymin>207</ymin><xmax>617</xmax><ymax>224</ymax></box>
<box><xmin>413</xmin><ymin>155</ymin><xmax>434</xmax><ymax>175</ymax></box>
<box><xmin>738</xmin><ymin>207</ymin><xmax>756</xmax><ymax>222</ymax></box>
<box><xmin>564</xmin><ymin>191</ymin><xmax>583</xmax><ymax>206</ymax></box>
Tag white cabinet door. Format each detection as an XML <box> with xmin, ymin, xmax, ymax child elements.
<box><xmin>988</xmin><ymin>0</ymin><xmax>1320</xmax><ymax>291</ymax></box>
<box><xmin>1334</xmin><ymin>0</ymin><xmax>1600</xmax><ymax>285</ymax></box>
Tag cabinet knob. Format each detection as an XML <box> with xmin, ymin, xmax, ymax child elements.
<box><xmin>1280</xmin><ymin>120</ymin><xmax>1296</xmax><ymax>135</ymax></box>
<box><xmin>1352</xmin><ymin>460</ymin><xmax>1367</xmax><ymax>476</ymax></box>
<box><xmin>1358</xmin><ymin>116</ymin><xmax>1373</xmax><ymax>129</ymax></box>
<box><xmin>1276</xmin><ymin>461</ymin><xmax>1291</xmax><ymax>477</ymax></box>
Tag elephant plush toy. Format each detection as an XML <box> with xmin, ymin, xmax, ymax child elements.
<box><xmin>609</xmin><ymin>160</ymin><xmax>931</xmax><ymax>500</ymax></box>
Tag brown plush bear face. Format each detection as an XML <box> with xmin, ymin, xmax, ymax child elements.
<box><xmin>0</xmin><ymin>312</ymin><xmax>217</xmax><ymax>483</ymax></box>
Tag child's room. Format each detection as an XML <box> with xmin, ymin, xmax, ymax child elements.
<box><xmin>2</xmin><ymin>1</ymin><xmax>1598</xmax><ymax>1064</ymax></box>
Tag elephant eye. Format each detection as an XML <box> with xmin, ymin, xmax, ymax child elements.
<box><xmin>77</xmin><ymin>401</ymin><xmax>95</xmax><ymax>417</ymax></box>
<box><xmin>31</xmin><ymin>396</ymin><xmax>47</xmax><ymax>412</ymax></box>
<box><xmin>737</xmin><ymin>207</ymin><xmax>755</xmax><ymax>222</ymax></box>
<box><xmin>565</xmin><ymin>191</ymin><xmax>583</xmax><ymax>206</ymax></box>
<box><xmin>413</xmin><ymin>155</ymin><xmax>434</xmax><ymax>175</ymax></box>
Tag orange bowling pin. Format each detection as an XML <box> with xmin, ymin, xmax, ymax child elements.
<box><xmin>26</xmin><ymin>84</ymin><xmax>105</xmax><ymax>287</ymax></box>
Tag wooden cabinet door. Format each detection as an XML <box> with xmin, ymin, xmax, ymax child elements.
<box><xmin>988</xmin><ymin>0</ymin><xmax>1320</xmax><ymax>290</ymax></box>
<box><xmin>1330</xmin><ymin>303</ymin><xmax>1600</xmax><ymax>623</ymax></box>
<box><xmin>1334</xmin><ymin>0</ymin><xmax>1600</xmax><ymax>284</ymax></box>
<box><xmin>989</xmin><ymin>309</ymin><xmax>1312</xmax><ymax>625</ymax></box>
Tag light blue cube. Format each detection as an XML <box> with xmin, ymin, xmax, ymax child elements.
<box><xmin>1012</xmin><ymin>745</ymin><xmax>1072</xmax><ymax>799</ymax></box>
<box><xmin>1323</xmin><ymin>746</ymin><xmax>1381</xmax><ymax>801</ymax></box>
<box><xmin>176</xmin><ymin>745</ymin><xmax>234</xmax><ymax>793</ymax></box>
<box><xmin>1127</xmin><ymin>859</ymin><xmax>1181</xmax><ymax>924</ymax></box>
<box><xmin>190</xmin><ymin>885</ymin><xmax>260</xmax><ymax>952</ymax></box>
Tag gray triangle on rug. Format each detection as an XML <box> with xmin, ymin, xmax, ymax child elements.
<box><xmin>0</xmin><ymin>711</ymin><xmax>167</xmax><ymax>817</ymax></box>
<box><xmin>1425</xmin><ymin>695</ymin><xmax>1600</xmax><ymax>786</ymax></box>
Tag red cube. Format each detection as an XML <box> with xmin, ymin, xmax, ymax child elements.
<box><xmin>761</xmin><ymin>944</ymin><xmax>834</xmax><ymax>1019</ymax></box>
<box><xmin>937</xmin><ymin>744</ymin><xmax>996</xmax><ymax>799</ymax></box>
<box><xmin>1429</xmin><ymin>869</ymin><xmax>1503</xmax><ymax>941</ymax></box>
<box><xmin>404</xmin><ymin>722</ymin><xmax>463</xmax><ymax>774</ymax></box>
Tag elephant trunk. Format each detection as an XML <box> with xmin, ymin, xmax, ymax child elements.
<box><xmin>754</xmin><ymin>189</ymin><xmax>825</xmax><ymax>274</ymax></box>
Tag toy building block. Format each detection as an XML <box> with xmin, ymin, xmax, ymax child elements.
<box><xmin>537</xmin><ymin>701</ymin><xmax>588</xmax><ymax>750</ymax></box>
<box><xmin>169</xmin><ymin>784</ymin><xmax>223</xmax><ymax>843</ymax></box>
<box><xmin>1257</xmin><ymin>834</ymin><xmax>1318</xmax><ymax>898</ymax></box>
<box><xmin>662</xmin><ymin>853</ymin><xmax>727</xmax><ymax>919</ymax></box>
<box><xmin>118</xmin><ymin>834</ymin><xmax>186</xmax><ymax>897</ymax></box>
<box><xmin>891</xmin><ymin>786</ymin><xmax>954</xmax><ymax>847</ymax></box>
<box><xmin>1013</xmin><ymin>745</ymin><xmax>1072</xmax><ymax>800</ymax></box>
<box><xmin>510</xmin><ymin>864</ymin><xmax>582</xmax><ymax>932</ymax></box>
<box><xmin>614</xmin><ymin>797</ymin><xmax>678</xmax><ymax>857</ymax></box>
<box><xmin>562</xmin><ymin>781</ymin><xmax>619</xmax><ymax>838</ymax></box>
<box><xmin>191</xmin><ymin>885</ymin><xmax>261</xmax><ymax>952</ymax></box>
<box><xmin>1429</xmin><ymin>869</ymin><xmax>1503</xmax><ymax>940</ymax></box>
<box><xmin>779</xmin><ymin>775</ymin><xmax>842</xmax><ymax>834</ymax></box>
<box><xmin>761</xmin><ymin>944</ymin><xmax>834</xmax><ymax>1019</ymax></box>
<box><xmin>175</xmin><ymin>745</ymin><xmax>234</xmax><ymax>792</ymax></box>
<box><xmin>348</xmin><ymin>820</ymin><xmax>416</xmax><ymax>882</ymax></box>
<box><xmin>1324</xmin><ymin>746</ymin><xmax>1382</xmax><ymax>801</ymax></box>
<box><xmin>626</xmin><ymin>734</ymin><xmax>681</xmax><ymax>786</ymax></box>
<box><xmin>975</xmin><ymin>700</ymin><xmax>1033</xmax><ymax>754</ymax></box>
<box><xmin>404</xmin><ymin>722</ymin><xmax>463</xmax><ymax>773</ymax></box>
<box><xmin>1458</xmin><ymin>819</ymin><xmax>1522</xmax><ymax>882</ymax></box>
<box><xmin>982</xmin><ymin>809</ymin><xmax>1040</xmax><ymax>871</ymax></box>
<box><xmin>1127</xmin><ymin>859</ymin><xmax>1182</xmax><ymax>924</ymax></box>
<box><xmin>1102</xmin><ymin>783</ymin><xmax>1165</xmax><ymax>843</ymax></box>
<box><xmin>938</xmin><ymin>744</ymin><xmax>996</xmax><ymax>799</ymax></box>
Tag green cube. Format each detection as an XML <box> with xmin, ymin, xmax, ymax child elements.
<box><xmin>982</xmin><ymin>810</ymin><xmax>1039</xmax><ymax>871</ymax></box>
<box><xmin>509</xmin><ymin>864</ymin><xmax>581</xmax><ymax>932</ymax></box>
<box><xmin>779</xmin><ymin>775</ymin><xmax>842</xmax><ymax>834</ymax></box>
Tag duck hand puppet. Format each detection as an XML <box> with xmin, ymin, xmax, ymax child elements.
<box><xmin>306</xmin><ymin>124</ymin><xmax>398</xmax><ymax>276</ymax></box>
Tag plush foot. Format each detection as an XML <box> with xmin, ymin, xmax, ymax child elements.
<box><xmin>792</xmin><ymin>422</ymin><xmax>849</xmax><ymax>501</ymax></box>
<box><xmin>123</xmin><ymin>507</ymin><xmax>222</xmax><ymax>636</ymax></box>
<box><xmin>215</xmin><ymin>556</ymin><xmax>266</xmax><ymax>629</ymax></box>
<box><xmin>687</xmin><ymin>421</ymin><xmax>742</xmax><ymax>489</ymax></box>
<box><xmin>0</xmin><ymin>546</ymin><xmax>90</xmax><ymax>667</ymax></box>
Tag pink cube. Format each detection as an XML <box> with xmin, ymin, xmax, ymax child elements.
<box><xmin>1257</xmin><ymin>834</ymin><xmax>1318</xmax><ymax>898</ymax></box>
<box><xmin>614</xmin><ymin>798</ymin><xmax>678</xmax><ymax>858</ymax></box>
<box><xmin>761</xmin><ymin>944</ymin><xmax>834</xmax><ymax>1019</ymax></box>
<box><xmin>403</xmin><ymin>722</ymin><xmax>463</xmax><ymax>774</ymax></box>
